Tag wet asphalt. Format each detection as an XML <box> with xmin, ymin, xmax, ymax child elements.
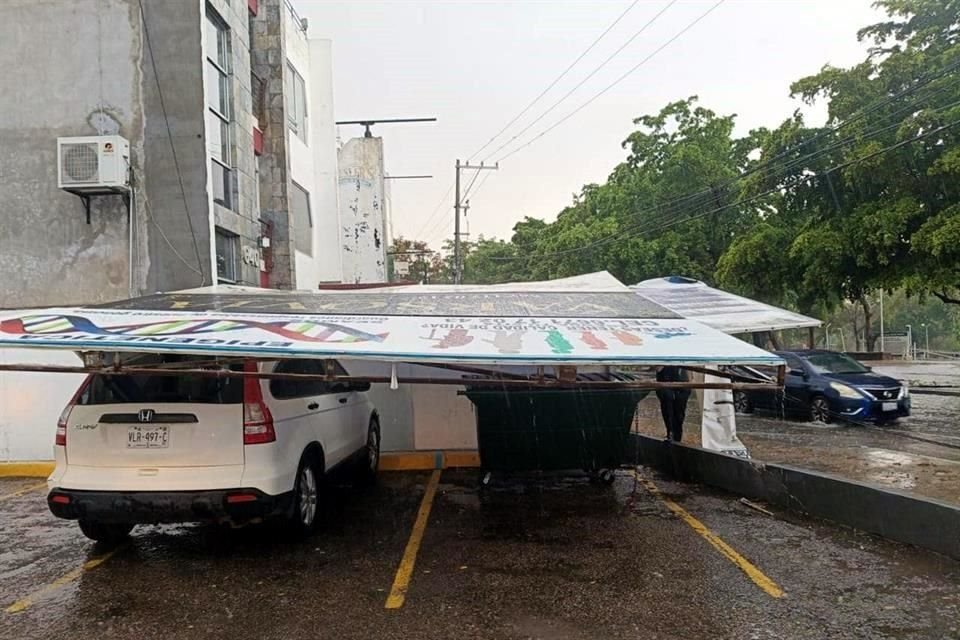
<box><xmin>633</xmin><ymin>361</ymin><xmax>960</xmax><ymax>504</ymax></box>
<box><xmin>1</xmin><ymin>470</ymin><xmax>959</xmax><ymax>640</ymax></box>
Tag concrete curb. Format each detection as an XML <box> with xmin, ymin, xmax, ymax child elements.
<box><xmin>0</xmin><ymin>461</ymin><xmax>54</xmax><ymax>478</ymax></box>
<box><xmin>629</xmin><ymin>434</ymin><xmax>960</xmax><ymax>560</ymax></box>
<box><xmin>0</xmin><ymin>452</ymin><xmax>482</xmax><ymax>477</ymax></box>
<box><xmin>379</xmin><ymin>450</ymin><xmax>480</xmax><ymax>471</ymax></box>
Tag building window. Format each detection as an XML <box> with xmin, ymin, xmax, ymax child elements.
<box><xmin>206</xmin><ymin>7</ymin><xmax>233</xmax><ymax>209</ymax></box>
<box><xmin>215</xmin><ymin>227</ymin><xmax>240</xmax><ymax>283</ymax></box>
<box><xmin>286</xmin><ymin>63</ymin><xmax>307</xmax><ymax>141</ymax></box>
<box><xmin>290</xmin><ymin>181</ymin><xmax>313</xmax><ymax>256</ymax></box>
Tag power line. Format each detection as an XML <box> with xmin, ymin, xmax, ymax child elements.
<box><xmin>500</xmin><ymin>64</ymin><xmax>960</xmax><ymax>255</ymax></box>
<box><xmin>487</xmin><ymin>117</ymin><xmax>960</xmax><ymax>262</ymax></box>
<box><xmin>482</xmin><ymin>0</ymin><xmax>679</xmax><ymax>163</ymax></box>
<box><xmin>466</xmin><ymin>0</ymin><xmax>642</xmax><ymax>161</ymax></box>
<box><xmin>137</xmin><ymin>0</ymin><xmax>207</xmax><ymax>285</ymax></box>
<box><xmin>460</xmin><ymin>168</ymin><xmax>483</xmax><ymax>202</ymax></box>
<box><xmin>495</xmin><ymin>0</ymin><xmax>725</xmax><ymax>164</ymax></box>
<box><xmin>466</xmin><ymin>170</ymin><xmax>496</xmax><ymax>203</ymax></box>
<box><xmin>411</xmin><ymin>182</ymin><xmax>454</xmax><ymax>240</ymax></box>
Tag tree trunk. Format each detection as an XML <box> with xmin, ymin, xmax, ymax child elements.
<box><xmin>859</xmin><ymin>295</ymin><xmax>874</xmax><ymax>352</ymax></box>
<box><xmin>851</xmin><ymin>313</ymin><xmax>860</xmax><ymax>353</ymax></box>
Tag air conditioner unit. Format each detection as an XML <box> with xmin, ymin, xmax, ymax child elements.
<box><xmin>57</xmin><ymin>135</ymin><xmax>130</xmax><ymax>194</ymax></box>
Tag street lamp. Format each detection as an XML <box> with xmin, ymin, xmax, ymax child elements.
<box><xmin>905</xmin><ymin>324</ymin><xmax>912</xmax><ymax>360</ymax></box>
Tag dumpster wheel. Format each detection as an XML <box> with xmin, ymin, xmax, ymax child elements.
<box><xmin>589</xmin><ymin>468</ymin><xmax>616</xmax><ymax>485</ymax></box>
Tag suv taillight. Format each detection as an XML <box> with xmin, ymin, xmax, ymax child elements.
<box><xmin>56</xmin><ymin>375</ymin><xmax>91</xmax><ymax>446</ymax></box>
<box><xmin>243</xmin><ymin>361</ymin><xmax>275</xmax><ymax>445</ymax></box>
<box><xmin>55</xmin><ymin>412</ymin><xmax>68</xmax><ymax>446</ymax></box>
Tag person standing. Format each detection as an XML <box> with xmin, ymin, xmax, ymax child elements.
<box><xmin>656</xmin><ymin>366</ymin><xmax>691</xmax><ymax>442</ymax></box>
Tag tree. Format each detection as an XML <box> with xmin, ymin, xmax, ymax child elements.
<box><xmin>387</xmin><ymin>237</ymin><xmax>447</xmax><ymax>284</ymax></box>
<box><xmin>462</xmin><ymin>98</ymin><xmax>753</xmax><ymax>285</ymax></box>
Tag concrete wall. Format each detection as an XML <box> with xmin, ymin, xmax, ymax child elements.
<box><xmin>140</xmin><ymin>0</ymin><xmax>212</xmax><ymax>293</ymax></box>
<box><xmin>343</xmin><ymin>361</ymin><xmax>477</xmax><ymax>452</ymax></box>
<box><xmin>338</xmin><ymin>137</ymin><xmax>388</xmax><ymax>284</ymax></box>
<box><xmin>0</xmin><ymin>350</ymin><xmax>84</xmax><ymax>462</ymax></box>
<box><xmin>0</xmin><ymin>0</ymin><xmax>142</xmax><ymax>307</ymax></box>
<box><xmin>284</xmin><ymin>9</ymin><xmax>319</xmax><ymax>290</ymax></box>
<box><xmin>309</xmin><ymin>40</ymin><xmax>343</xmax><ymax>285</ymax></box>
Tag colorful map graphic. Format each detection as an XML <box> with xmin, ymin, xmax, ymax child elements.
<box><xmin>0</xmin><ymin>315</ymin><xmax>388</xmax><ymax>344</ymax></box>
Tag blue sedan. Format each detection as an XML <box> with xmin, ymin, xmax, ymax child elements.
<box><xmin>733</xmin><ymin>350</ymin><xmax>911</xmax><ymax>424</ymax></box>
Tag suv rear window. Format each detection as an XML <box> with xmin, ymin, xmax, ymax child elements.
<box><xmin>80</xmin><ymin>355</ymin><xmax>244</xmax><ymax>405</ymax></box>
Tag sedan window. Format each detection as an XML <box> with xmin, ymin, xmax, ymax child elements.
<box><xmin>805</xmin><ymin>353</ymin><xmax>869</xmax><ymax>375</ymax></box>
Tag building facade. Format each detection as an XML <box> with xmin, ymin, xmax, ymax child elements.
<box><xmin>0</xmin><ymin>0</ymin><xmax>347</xmax><ymax>461</ymax></box>
<box><xmin>0</xmin><ymin>0</ymin><xmax>343</xmax><ymax>310</ymax></box>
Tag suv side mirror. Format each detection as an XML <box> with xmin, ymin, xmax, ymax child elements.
<box><xmin>351</xmin><ymin>381</ymin><xmax>371</xmax><ymax>393</ymax></box>
<box><xmin>789</xmin><ymin>368</ymin><xmax>805</xmax><ymax>377</ymax></box>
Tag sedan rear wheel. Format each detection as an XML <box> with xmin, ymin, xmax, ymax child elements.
<box><xmin>733</xmin><ymin>391</ymin><xmax>753</xmax><ymax>415</ymax></box>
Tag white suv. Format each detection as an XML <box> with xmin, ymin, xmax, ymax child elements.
<box><xmin>47</xmin><ymin>356</ymin><xmax>380</xmax><ymax>543</ymax></box>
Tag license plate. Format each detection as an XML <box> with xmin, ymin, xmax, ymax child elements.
<box><xmin>882</xmin><ymin>401</ymin><xmax>898</xmax><ymax>412</ymax></box>
<box><xmin>127</xmin><ymin>425</ymin><xmax>169</xmax><ymax>449</ymax></box>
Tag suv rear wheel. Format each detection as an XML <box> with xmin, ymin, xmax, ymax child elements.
<box><xmin>355</xmin><ymin>418</ymin><xmax>381</xmax><ymax>486</ymax></box>
<box><xmin>78</xmin><ymin>520</ymin><xmax>134</xmax><ymax>545</ymax></box>
<box><xmin>287</xmin><ymin>452</ymin><xmax>322</xmax><ymax>535</ymax></box>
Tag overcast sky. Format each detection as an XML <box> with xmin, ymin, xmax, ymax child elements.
<box><xmin>297</xmin><ymin>0</ymin><xmax>886</xmax><ymax>247</ymax></box>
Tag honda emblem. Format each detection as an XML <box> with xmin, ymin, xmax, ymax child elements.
<box><xmin>138</xmin><ymin>409</ymin><xmax>155</xmax><ymax>423</ymax></box>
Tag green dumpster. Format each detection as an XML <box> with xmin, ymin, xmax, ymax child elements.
<box><xmin>463</xmin><ymin>378</ymin><xmax>649</xmax><ymax>473</ymax></box>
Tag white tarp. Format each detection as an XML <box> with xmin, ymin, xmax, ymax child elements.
<box><xmin>632</xmin><ymin>277</ymin><xmax>821</xmax><ymax>334</ymax></box>
<box><xmin>700</xmin><ymin>367</ymin><xmax>749</xmax><ymax>458</ymax></box>
<box><xmin>0</xmin><ymin>308</ymin><xmax>782</xmax><ymax>366</ymax></box>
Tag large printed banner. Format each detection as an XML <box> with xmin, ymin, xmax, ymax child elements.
<box><xmin>0</xmin><ymin>308</ymin><xmax>783</xmax><ymax>366</ymax></box>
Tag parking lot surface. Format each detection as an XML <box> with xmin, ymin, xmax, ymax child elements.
<box><xmin>1</xmin><ymin>470</ymin><xmax>959</xmax><ymax>640</ymax></box>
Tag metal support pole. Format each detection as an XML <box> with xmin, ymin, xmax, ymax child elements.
<box><xmin>879</xmin><ymin>289</ymin><xmax>885</xmax><ymax>354</ymax></box>
<box><xmin>454</xmin><ymin>159</ymin><xmax>461</xmax><ymax>284</ymax></box>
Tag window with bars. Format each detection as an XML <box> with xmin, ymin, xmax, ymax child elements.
<box><xmin>206</xmin><ymin>6</ymin><xmax>233</xmax><ymax>209</ymax></box>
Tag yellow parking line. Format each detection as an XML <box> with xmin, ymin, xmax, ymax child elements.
<box><xmin>633</xmin><ymin>472</ymin><xmax>784</xmax><ymax>599</ymax></box>
<box><xmin>0</xmin><ymin>482</ymin><xmax>46</xmax><ymax>503</ymax></box>
<box><xmin>5</xmin><ymin>544</ymin><xmax>126</xmax><ymax>614</ymax></box>
<box><xmin>385</xmin><ymin>469</ymin><xmax>441</xmax><ymax>610</ymax></box>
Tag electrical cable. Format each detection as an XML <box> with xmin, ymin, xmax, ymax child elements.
<box><xmin>482</xmin><ymin>0</ymin><xmax>680</xmax><ymax>163</ymax></box>
<box><xmin>492</xmin><ymin>79</ymin><xmax>960</xmax><ymax>258</ymax></box>
<box><xmin>467</xmin><ymin>0</ymin><xmax>643</xmax><ymax>161</ymax></box>
<box><xmin>138</xmin><ymin>0</ymin><xmax>207</xmax><ymax>285</ymax></box>
<box><xmin>460</xmin><ymin>168</ymin><xmax>483</xmax><ymax>203</ymax></box>
<box><xmin>465</xmin><ymin>170</ymin><xmax>496</xmax><ymax>204</ymax></box>
<box><xmin>411</xmin><ymin>182</ymin><xmax>454</xmax><ymax>242</ymax></box>
<box><xmin>493</xmin><ymin>0</ymin><xmax>724</xmax><ymax>164</ymax></box>
<box><xmin>485</xmin><ymin>117</ymin><xmax>960</xmax><ymax>262</ymax></box>
<box><xmin>494</xmin><ymin>7</ymin><xmax>958</xmax><ymax>168</ymax></box>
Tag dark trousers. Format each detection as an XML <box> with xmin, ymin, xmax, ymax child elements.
<box><xmin>656</xmin><ymin>390</ymin><xmax>690</xmax><ymax>441</ymax></box>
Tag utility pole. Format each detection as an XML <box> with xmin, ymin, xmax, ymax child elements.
<box><xmin>454</xmin><ymin>159</ymin><xmax>497</xmax><ymax>284</ymax></box>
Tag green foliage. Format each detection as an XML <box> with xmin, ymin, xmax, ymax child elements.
<box><xmin>448</xmin><ymin>0</ymin><xmax>960</xmax><ymax>347</ymax></box>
